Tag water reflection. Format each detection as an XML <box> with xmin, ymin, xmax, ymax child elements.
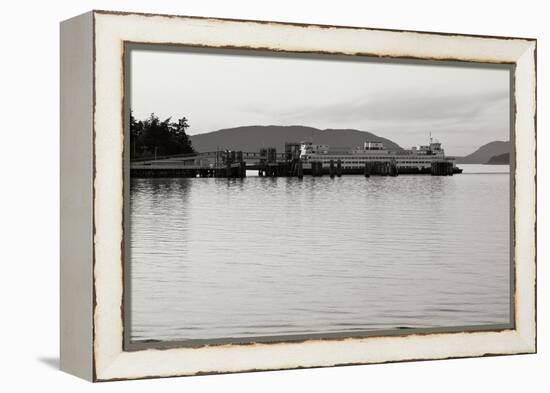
<box><xmin>129</xmin><ymin>165</ymin><xmax>511</xmax><ymax>342</ymax></box>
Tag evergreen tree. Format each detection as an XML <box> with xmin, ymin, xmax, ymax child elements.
<box><xmin>130</xmin><ymin>112</ymin><xmax>195</xmax><ymax>158</ymax></box>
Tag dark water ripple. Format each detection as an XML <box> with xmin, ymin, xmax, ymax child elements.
<box><xmin>129</xmin><ymin>164</ymin><xmax>510</xmax><ymax>342</ymax></box>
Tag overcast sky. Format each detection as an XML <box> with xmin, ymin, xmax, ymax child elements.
<box><xmin>130</xmin><ymin>48</ymin><xmax>510</xmax><ymax>156</ymax></box>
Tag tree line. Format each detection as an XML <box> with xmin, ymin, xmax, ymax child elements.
<box><xmin>130</xmin><ymin>112</ymin><xmax>195</xmax><ymax>159</ymax></box>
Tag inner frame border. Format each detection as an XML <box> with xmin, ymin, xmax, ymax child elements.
<box><xmin>121</xmin><ymin>42</ymin><xmax>517</xmax><ymax>352</ymax></box>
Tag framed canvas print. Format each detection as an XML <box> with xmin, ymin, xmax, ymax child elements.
<box><xmin>60</xmin><ymin>10</ymin><xmax>537</xmax><ymax>382</ymax></box>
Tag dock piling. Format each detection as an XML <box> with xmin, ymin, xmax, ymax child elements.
<box><xmin>364</xmin><ymin>162</ymin><xmax>370</xmax><ymax>177</ymax></box>
<box><xmin>431</xmin><ymin>161</ymin><xmax>453</xmax><ymax>176</ymax></box>
<box><xmin>297</xmin><ymin>161</ymin><xmax>303</xmax><ymax>179</ymax></box>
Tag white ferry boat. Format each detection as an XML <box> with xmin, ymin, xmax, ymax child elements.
<box><xmin>298</xmin><ymin>137</ymin><xmax>462</xmax><ymax>175</ymax></box>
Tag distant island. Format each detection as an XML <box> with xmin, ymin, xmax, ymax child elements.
<box><xmin>456</xmin><ymin>140</ymin><xmax>510</xmax><ymax>165</ymax></box>
<box><xmin>485</xmin><ymin>153</ymin><xmax>510</xmax><ymax>165</ymax></box>
<box><xmin>190</xmin><ymin>126</ymin><xmax>510</xmax><ymax>166</ymax></box>
<box><xmin>129</xmin><ymin>112</ymin><xmax>510</xmax><ymax>166</ymax></box>
<box><xmin>189</xmin><ymin>125</ymin><xmax>402</xmax><ymax>153</ymax></box>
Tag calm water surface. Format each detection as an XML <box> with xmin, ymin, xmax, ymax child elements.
<box><xmin>129</xmin><ymin>164</ymin><xmax>510</xmax><ymax>342</ymax></box>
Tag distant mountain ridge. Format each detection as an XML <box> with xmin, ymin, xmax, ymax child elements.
<box><xmin>486</xmin><ymin>153</ymin><xmax>510</xmax><ymax>165</ymax></box>
<box><xmin>190</xmin><ymin>125</ymin><xmax>403</xmax><ymax>153</ymax></box>
<box><xmin>457</xmin><ymin>140</ymin><xmax>510</xmax><ymax>164</ymax></box>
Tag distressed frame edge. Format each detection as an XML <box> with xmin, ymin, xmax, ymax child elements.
<box><xmin>512</xmin><ymin>40</ymin><xmax>537</xmax><ymax>354</ymax></box>
<box><xmin>92</xmin><ymin>9</ymin><xmax>537</xmax><ymax>42</ymax></box>
<box><xmin>90</xmin><ymin>11</ymin><xmax>537</xmax><ymax>381</ymax></box>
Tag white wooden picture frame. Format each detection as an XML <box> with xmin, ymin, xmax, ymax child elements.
<box><xmin>60</xmin><ymin>10</ymin><xmax>536</xmax><ymax>381</ymax></box>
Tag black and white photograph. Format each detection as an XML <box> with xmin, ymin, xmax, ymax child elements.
<box><xmin>2</xmin><ymin>0</ymin><xmax>544</xmax><ymax>389</ymax></box>
<box><xmin>127</xmin><ymin>46</ymin><xmax>513</xmax><ymax>346</ymax></box>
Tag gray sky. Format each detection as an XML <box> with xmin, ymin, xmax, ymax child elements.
<box><xmin>130</xmin><ymin>48</ymin><xmax>510</xmax><ymax>156</ymax></box>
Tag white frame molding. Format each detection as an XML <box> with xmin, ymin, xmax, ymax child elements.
<box><xmin>60</xmin><ymin>10</ymin><xmax>536</xmax><ymax>382</ymax></box>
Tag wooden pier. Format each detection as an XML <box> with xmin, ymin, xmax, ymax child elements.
<box><xmin>131</xmin><ymin>146</ymin><xmax>459</xmax><ymax>178</ymax></box>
